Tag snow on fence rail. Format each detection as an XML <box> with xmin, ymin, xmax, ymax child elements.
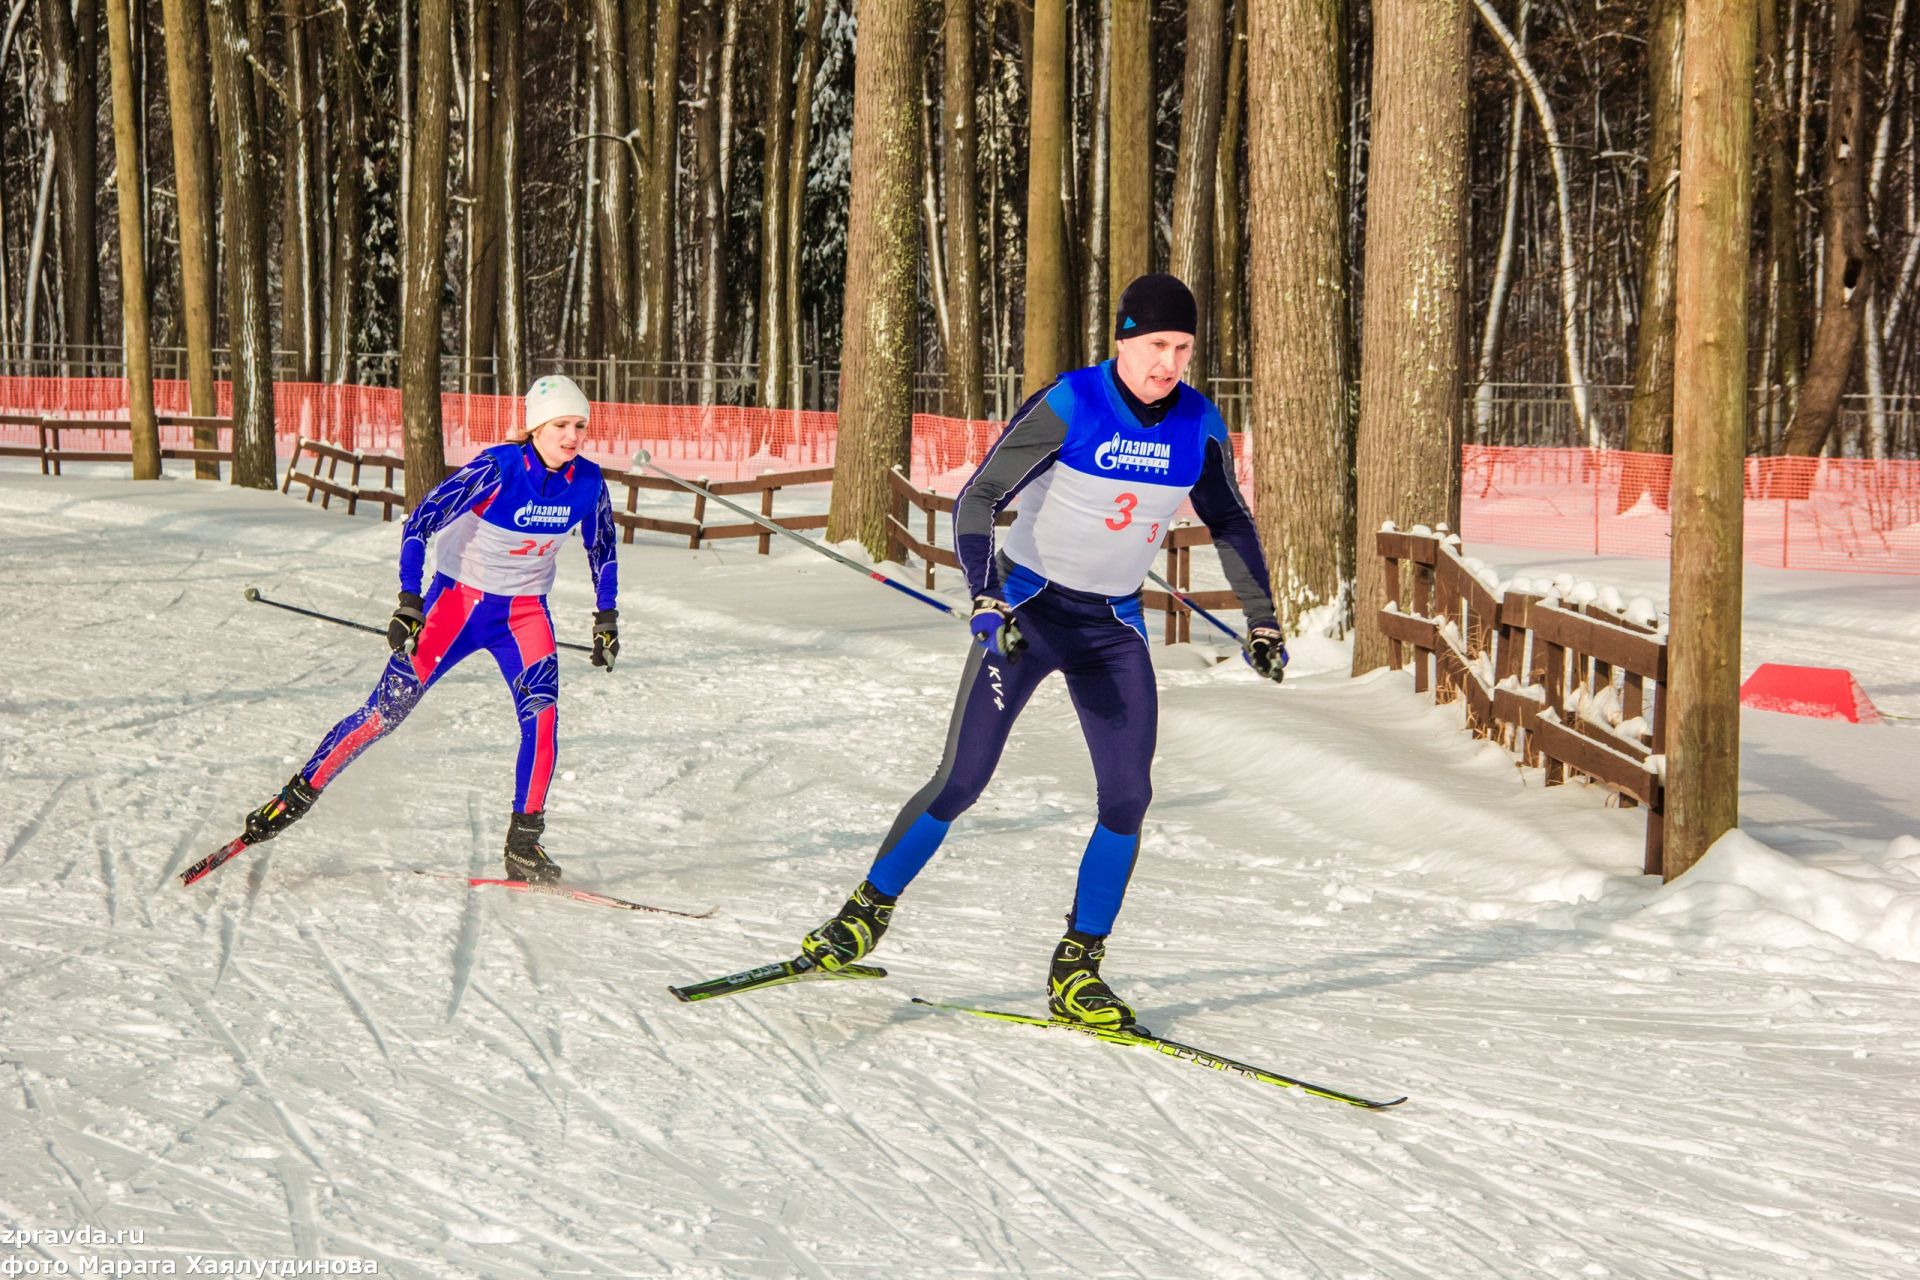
<box><xmin>8</xmin><ymin>376</ymin><xmax>1920</xmax><ymax>574</ymax></box>
<box><xmin>1376</xmin><ymin>523</ymin><xmax>1670</xmax><ymax>875</ymax></box>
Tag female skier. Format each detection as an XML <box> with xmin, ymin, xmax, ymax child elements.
<box><xmin>200</xmin><ymin>375</ymin><xmax>620</xmax><ymax>885</ymax></box>
<box><xmin>794</xmin><ymin>275</ymin><xmax>1288</xmax><ymax>1029</ymax></box>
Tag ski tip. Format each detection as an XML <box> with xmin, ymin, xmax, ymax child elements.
<box><xmin>667</xmin><ymin>985</ymin><xmax>695</xmax><ymax>1003</ymax></box>
<box><xmin>1365</xmin><ymin>1096</ymin><xmax>1410</xmax><ymax>1110</ymax></box>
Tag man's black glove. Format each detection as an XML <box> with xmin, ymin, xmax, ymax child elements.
<box><xmin>1246</xmin><ymin>625</ymin><xmax>1288</xmax><ymax>683</ymax></box>
<box><xmin>969</xmin><ymin>596</ymin><xmax>1026</xmax><ymax>662</ymax></box>
<box><xmin>591</xmin><ymin>609</ymin><xmax>620</xmax><ymax>672</ymax></box>
<box><xmin>387</xmin><ymin>591</ymin><xmax>426</xmax><ymax>655</ymax></box>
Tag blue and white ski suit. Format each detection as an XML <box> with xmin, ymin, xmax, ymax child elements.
<box><xmin>865</xmin><ymin>361</ymin><xmax>1278</xmax><ymax>935</ymax></box>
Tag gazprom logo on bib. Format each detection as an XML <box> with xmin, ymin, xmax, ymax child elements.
<box><xmin>1093</xmin><ymin>433</ymin><xmax>1172</xmax><ymax>474</ymax></box>
<box><xmin>514</xmin><ymin>501</ymin><xmax>572</xmax><ymax>528</ymax></box>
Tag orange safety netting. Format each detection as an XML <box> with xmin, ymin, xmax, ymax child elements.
<box><xmin>1461</xmin><ymin>445</ymin><xmax>1920</xmax><ymax>575</ymax></box>
<box><xmin>7</xmin><ymin>377</ymin><xmax>1917</xmax><ymax>574</ymax></box>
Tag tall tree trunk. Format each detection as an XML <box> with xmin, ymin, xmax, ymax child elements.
<box><xmin>36</xmin><ymin>0</ymin><xmax>98</xmax><ymax>363</ymax></box>
<box><xmin>1168</xmin><ymin>0</ymin><xmax>1225</xmax><ymax>388</ymax></box>
<box><xmin>1022</xmin><ymin>0</ymin><xmax>1069</xmax><ymax>395</ymax></box>
<box><xmin>941</xmin><ymin>0</ymin><xmax>985</xmax><ymax>418</ymax></box>
<box><xmin>1471</xmin><ymin>0</ymin><xmax>1527</xmax><ymax>443</ymax></box>
<box><xmin>399</xmin><ymin>0</ymin><xmax>451</xmax><ymax>506</ymax></box>
<box><xmin>106</xmin><ymin>0</ymin><xmax>157</xmax><ymax>476</ymax></box>
<box><xmin>1619</xmin><ymin>0</ymin><xmax>1683</xmax><ymax>508</ymax></box>
<box><xmin>1859</xmin><ymin>0</ymin><xmax>1908</xmax><ymax>458</ymax></box>
<box><xmin>466</xmin><ymin>0</ymin><xmax>499</xmax><ymax>390</ymax></box>
<box><xmin>1081</xmin><ymin>0</ymin><xmax>1110</xmax><ymax>368</ymax></box>
<box><xmin>695</xmin><ymin>0</ymin><xmax>726</xmax><ymax>404</ymax></box>
<box><xmin>325</xmin><ymin>0</ymin><xmax>365</xmax><ymax>384</ymax></box>
<box><xmin>1782</xmin><ymin>0</ymin><xmax>1869</xmax><ymax>456</ymax></box>
<box><xmin>590</xmin><ymin>0</ymin><xmax>635</xmax><ymax>359</ymax></box>
<box><xmin>1211</xmin><ymin>0</ymin><xmax>1246</xmax><ymax>382</ymax></box>
<box><xmin>785</xmin><ymin>0</ymin><xmax>826</xmax><ymax>405</ymax></box>
<box><xmin>280</xmin><ymin>0</ymin><xmax>317</xmax><ymax>380</ymax></box>
<box><xmin>159</xmin><ymin>0</ymin><xmax>218</xmax><ymax>473</ymax></box>
<box><xmin>1666</xmin><ymin>0</ymin><xmax>1756</xmax><ymax>879</ymax></box>
<box><xmin>1759</xmin><ymin>0</ymin><xmax>1801</xmax><ymax>450</ymax></box>
<box><xmin>207</xmin><ymin>0</ymin><xmax>275</xmax><ymax>488</ymax></box>
<box><xmin>826</xmin><ymin>0</ymin><xmax>922</xmax><ymax>557</ymax></box>
<box><xmin>756</xmin><ymin>4</ymin><xmax>792</xmax><ymax>409</ymax></box>
<box><xmin>643</xmin><ymin>0</ymin><xmax>682</xmax><ymax>366</ymax></box>
<box><xmin>494</xmin><ymin>0</ymin><xmax>525</xmax><ymax>390</ymax></box>
<box><xmin>1470</xmin><ymin>0</ymin><xmax>1594</xmax><ymax>445</ymax></box>
<box><xmin>1350</xmin><ymin>0</ymin><xmax>1470</xmax><ymax>675</ymax></box>
<box><xmin>1107</xmin><ymin>0</ymin><xmax>1149</xmax><ymax>315</ymax></box>
<box><xmin>1252</xmin><ymin>0</ymin><xmax>1351</xmax><ymax>635</ymax></box>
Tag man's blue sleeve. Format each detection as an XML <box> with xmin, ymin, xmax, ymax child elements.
<box><xmin>952</xmin><ymin>383</ymin><xmax>1070</xmax><ymax>598</ymax></box>
<box><xmin>398</xmin><ymin>452</ymin><xmax>503</xmax><ymax>596</ymax></box>
<box><xmin>1188</xmin><ymin>422</ymin><xmax>1278</xmax><ymax>628</ymax></box>
<box><xmin>582</xmin><ymin>483</ymin><xmax>620</xmax><ymax>612</ymax></box>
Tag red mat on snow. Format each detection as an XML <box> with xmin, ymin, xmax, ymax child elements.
<box><xmin>1739</xmin><ymin>663</ymin><xmax>1884</xmax><ymax>724</ymax></box>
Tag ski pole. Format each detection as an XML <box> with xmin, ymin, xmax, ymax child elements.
<box><xmin>1145</xmin><ymin>569</ymin><xmax>1246</xmax><ymax>646</ymax></box>
<box><xmin>631</xmin><ymin>449</ymin><xmax>963</xmax><ymax>619</ymax></box>
<box><xmin>243</xmin><ymin>587</ymin><xmax>594</xmax><ymax>654</ymax></box>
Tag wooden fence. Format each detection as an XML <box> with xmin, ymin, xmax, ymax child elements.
<box><xmin>0</xmin><ymin>413</ymin><xmax>235</xmax><ymax>473</ymax></box>
<box><xmin>1375</xmin><ymin>525</ymin><xmax>1669</xmax><ymax>874</ymax></box>
<box><xmin>280</xmin><ymin>438</ymin><xmax>833</xmax><ymax>553</ymax></box>
<box><xmin>283</xmin><ymin>437</ymin><xmax>408</xmax><ymax>519</ymax></box>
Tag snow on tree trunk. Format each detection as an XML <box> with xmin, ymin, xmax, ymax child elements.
<box><xmin>643</xmin><ymin>0</ymin><xmax>682</xmax><ymax>366</ymax></box>
<box><xmin>757</xmin><ymin>5</ymin><xmax>793</xmax><ymax>411</ymax></box>
<box><xmin>1211</xmin><ymin>0</ymin><xmax>1246</xmax><ymax>383</ymax></box>
<box><xmin>494</xmin><ymin>0</ymin><xmax>526</xmax><ymax>393</ymax></box>
<box><xmin>590</xmin><ymin>0</ymin><xmax>636</xmax><ymax>361</ymax></box>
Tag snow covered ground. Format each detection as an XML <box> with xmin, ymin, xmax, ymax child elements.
<box><xmin>3</xmin><ymin>468</ymin><xmax>1919</xmax><ymax>1279</ymax></box>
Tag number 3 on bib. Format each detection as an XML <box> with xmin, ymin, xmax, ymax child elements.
<box><xmin>1106</xmin><ymin>492</ymin><xmax>1138</xmax><ymax>531</ymax></box>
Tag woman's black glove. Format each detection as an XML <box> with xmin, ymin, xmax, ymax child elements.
<box><xmin>591</xmin><ymin>609</ymin><xmax>620</xmax><ymax>672</ymax></box>
<box><xmin>387</xmin><ymin>592</ymin><xmax>426</xmax><ymax>655</ymax></box>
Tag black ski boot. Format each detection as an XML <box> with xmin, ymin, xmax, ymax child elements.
<box><xmin>1048</xmin><ymin>929</ymin><xmax>1138</xmax><ymax>1030</ymax></box>
<box><xmin>503</xmin><ymin>811</ymin><xmax>563</xmax><ymax>884</ymax></box>
<box><xmin>242</xmin><ymin>775</ymin><xmax>319</xmax><ymax>845</ymax></box>
<box><xmin>800</xmin><ymin>880</ymin><xmax>897</xmax><ymax>971</ymax></box>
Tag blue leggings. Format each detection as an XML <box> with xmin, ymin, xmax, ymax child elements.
<box><xmin>867</xmin><ymin>585</ymin><xmax>1156</xmax><ymax>936</ymax></box>
<box><xmin>301</xmin><ymin>574</ymin><xmax>560</xmax><ymax>812</ymax></box>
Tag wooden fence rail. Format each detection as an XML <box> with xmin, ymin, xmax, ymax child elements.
<box><xmin>1377</xmin><ymin>525</ymin><xmax>1669</xmax><ymax>874</ymax></box>
<box><xmin>282</xmin><ymin>436</ymin><xmax>408</xmax><ymax>519</ymax></box>
<box><xmin>0</xmin><ymin>414</ymin><xmax>236</xmax><ymax>473</ymax></box>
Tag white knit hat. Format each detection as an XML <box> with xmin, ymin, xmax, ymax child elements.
<box><xmin>519</xmin><ymin>374</ymin><xmax>591</xmax><ymax>439</ymax></box>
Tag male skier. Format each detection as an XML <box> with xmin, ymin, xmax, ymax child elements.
<box><xmin>798</xmin><ymin>273</ymin><xmax>1287</xmax><ymax>1028</ymax></box>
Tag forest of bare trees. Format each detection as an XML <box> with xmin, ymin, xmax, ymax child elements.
<box><xmin>0</xmin><ymin>0</ymin><xmax>1913</xmax><ymax>460</ymax></box>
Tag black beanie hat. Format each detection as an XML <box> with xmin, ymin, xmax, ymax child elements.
<box><xmin>1114</xmin><ymin>273</ymin><xmax>1198</xmax><ymax>340</ymax></box>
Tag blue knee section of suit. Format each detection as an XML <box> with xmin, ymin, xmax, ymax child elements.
<box><xmin>867</xmin><ymin>812</ymin><xmax>953</xmax><ymax>897</ymax></box>
<box><xmin>1069</xmin><ymin>823</ymin><xmax>1141</xmax><ymax>937</ymax></box>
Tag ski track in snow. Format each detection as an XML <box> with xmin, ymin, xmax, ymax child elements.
<box><xmin>3</xmin><ymin>471</ymin><xmax>1919</xmax><ymax>1278</ymax></box>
